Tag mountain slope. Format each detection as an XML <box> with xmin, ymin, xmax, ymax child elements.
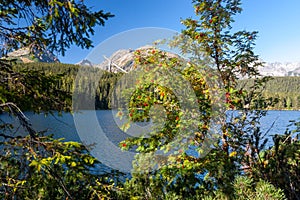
<box><xmin>5</xmin><ymin>47</ymin><xmax>59</xmax><ymax>63</ymax></box>
<box><xmin>259</xmin><ymin>62</ymin><xmax>300</xmax><ymax>76</ymax></box>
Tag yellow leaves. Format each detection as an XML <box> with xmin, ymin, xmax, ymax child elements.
<box><xmin>29</xmin><ymin>160</ymin><xmax>42</xmax><ymax>172</ymax></box>
<box><xmin>229</xmin><ymin>151</ymin><xmax>237</xmax><ymax>157</ymax></box>
<box><xmin>130</xmin><ymin>197</ymin><xmax>140</xmax><ymax>200</ymax></box>
<box><xmin>210</xmin><ymin>16</ymin><xmax>219</xmax><ymax>24</ymax></box>
<box><xmin>223</xmin><ymin>131</ymin><xmax>230</xmax><ymax>137</ymax></box>
<box><xmin>198</xmin><ymin>2</ymin><xmax>207</xmax><ymax>12</ymax></box>
<box><xmin>6</xmin><ymin>178</ymin><xmax>27</xmax><ymax>193</ymax></box>
<box><xmin>29</xmin><ymin>152</ymin><xmax>78</xmax><ymax>172</ymax></box>
<box><xmin>40</xmin><ymin>157</ymin><xmax>52</xmax><ymax>166</ymax></box>
<box><xmin>263</xmin><ymin>160</ymin><xmax>269</xmax><ymax>168</ymax></box>
<box><xmin>64</xmin><ymin>141</ymin><xmax>81</xmax><ymax>148</ymax></box>
<box><xmin>195</xmin><ymin>131</ymin><xmax>203</xmax><ymax>138</ymax></box>
<box><xmin>70</xmin><ymin>162</ymin><xmax>77</xmax><ymax>167</ymax></box>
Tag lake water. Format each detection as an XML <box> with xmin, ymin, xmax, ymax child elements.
<box><xmin>1</xmin><ymin>110</ymin><xmax>299</xmax><ymax>172</ymax></box>
<box><xmin>3</xmin><ymin>110</ymin><xmax>299</xmax><ymax>140</ymax></box>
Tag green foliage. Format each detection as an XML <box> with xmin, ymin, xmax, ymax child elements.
<box><xmin>116</xmin><ymin>0</ymin><xmax>291</xmax><ymax>199</ymax></box>
<box><xmin>0</xmin><ymin>60</ymin><xmax>72</xmax><ymax>113</ymax></box>
<box><xmin>251</xmin><ymin>129</ymin><xmax>300</xmax><ymax>200</ymax></box>
<box><xmin>117</xmin><ymin>47</ymin><xmax>212</xmax><ymax>153</ymax></box>
<box><xmin>0</xmin><ymin>1</ymin><xmax>121</xmax><ymax>199</ymax></box>
<box><xmin>202</xmin><ymin>176</ymin><xmax>286</xmax><ymax>200</ymax></box>
<box><xmin>182</xmin><ymin>0</ymin><xmax>261</xmax><ymax>86</ymax></box>
<box><xmin>114</xmin><ymin>47</ymin><xmax>220</xmax><ymax>199</ymax></box>
<box><xmin>0</xmin><ymin>0</ymin><xmax>113</xmax><ymax>56</ymax></box>
<box><xmin>0</xmin><ymin>135</ymin><xmax>122</xmax><ymax>199</ymax></box>
<box><xmin>0</xmin><ymin>0</ymin><xmax>114</xmax><ymax>112</ymax></box>
<box><xmin>0</xmin><ymin>60</ymin><xmax>123</xmax><ymax>198</ymax></box>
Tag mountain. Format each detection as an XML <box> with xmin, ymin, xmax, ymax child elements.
<box><xmin>76</xmin><ymin>45</ymin><xmax>179</xmax><ymax>73</ymax></box>
<box><xmin>259</xmin><ymin>62</ymin><xmax>300</xmax><ymax>76</ymax></box>
<box><xmin>76</xmin><ymin>46</ymin><xmax>300</xmax><ymax>77</ymax></box>
<box><xmin>95</xmin><ymin>48</ymin><xmax>135</xmax><ymax>72</ymax></box>
<box><xmin>5</xmin><ymin>47</ymin><xmax>59</xmax><ymax>63</ymax></box>
<box><xmin>76</xmin><ymin>48</ymin><xmax>134</xmax><ymax>72</ymax></box>
<box><xmin>75</xmin><ymin>59</ymin><xmax>94</xmax><ymax>67</ymax></box>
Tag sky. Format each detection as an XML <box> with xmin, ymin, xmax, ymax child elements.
<box><xmin>58</xmin><ymin>0</ymin><xmax>300</xmax><ymax>64</ymax></box>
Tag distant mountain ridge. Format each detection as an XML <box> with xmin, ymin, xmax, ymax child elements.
<box><xmin>259</xmin><ymin>62</ymin><xmax>300</xmax><ymax>76</ymax></box>
<box><xmin>6</xmin><ymin>46</ymin><xmax>300</xmax><ymax>76</ymax></box>
<box><xmin>75</xmin><ymin>48</ymin><xmax>300</xmax><ymax>77</ymax></box>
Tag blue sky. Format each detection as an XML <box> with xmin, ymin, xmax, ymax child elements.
<box><xmin>59</xmin><ymin>0</ymin><xmax>300</xmax><ymax>64</ymax></box>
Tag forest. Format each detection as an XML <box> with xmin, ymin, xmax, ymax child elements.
<box><xmin>12</xmin><ymin>62</ymin><xmax>300</xmax><ymax>110</ymax></box>
<box><xmin>10</xmin><ymin>62</ymin><xmax>121</xmax><ymax>110</ymax></box>
<box><xmin>239</xmin><ymin>76</ymin><xmax>300</xmax><ymax>110</ymax></box>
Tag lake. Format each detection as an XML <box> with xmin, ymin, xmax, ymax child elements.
<box><xmin>1</xmin><ymin>110</ymin><xmax>299</xmax><ymax>172</ymax></box>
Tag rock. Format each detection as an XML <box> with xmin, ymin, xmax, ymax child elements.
<box><xmin>5</xmin><ymin>47</ymin><xmax>59</xmax><ymax>63</ymax></box>
<box><xmin>259</xmin><ymin>62</ymin><xmax>300</xmax><ymax>76</ymax></box>
<box><xmin>76</xmin><ymin>59</ymin><xmax>94</xmax><ymax>67</ymax></box>
<box><xmin>95</xmin><ymin>49</ymin><xmax>135</xmax><ymax>72</ymax></box>
<box><xmin>95</xmin><ymin>45</ymin><xmax>178</xmax><ymax>72</ymax></box>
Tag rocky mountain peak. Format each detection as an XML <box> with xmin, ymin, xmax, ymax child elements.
<box><xmin>5</xmin><ymin>47</ymin><xmax>59</xmax><ymax>63</ymax></box>
<box><xmin>77</xmin><ymin>45</ymin><xmax>179</xmax><ymax>73</ymax></box>
<box><xmin>76</xmin><ymin>59</ymin><xmax>94</xmax><ymax>67</ymax></box>
<box><xmin>259</xmin><ymin>62</ymin><xmax>300</xmax><ymax>76</ymax></box>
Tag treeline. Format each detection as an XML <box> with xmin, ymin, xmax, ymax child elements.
<box><xmin>12</xmin><ymin>62</ymin><xmax>122</xmax><ymax>110</ymax></box>
<box><xmin>12</xmin><ymin>62</ymin><xmax>300</xmax><ymax>110</ymax></box>
<box><xmin>239</xmin><ymin>76</ymin><xmax>300</xmax><ymax>110</ymax></box>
